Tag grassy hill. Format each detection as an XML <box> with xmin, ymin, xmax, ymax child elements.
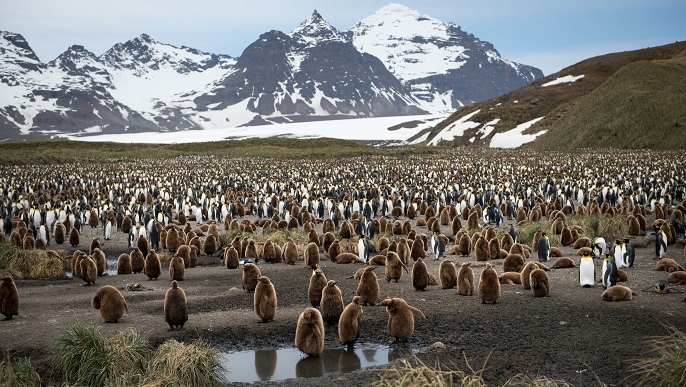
<box><xmin>422</xmin><ymin>41</ymin><xmax>686</xmax><ymax>149</ymax></box>
<box><xmin>0</xmin><ymin>137</ymin><xmax>440</xmax><ymax>165</ymax></box>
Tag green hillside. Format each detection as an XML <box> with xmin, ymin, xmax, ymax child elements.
<box><xmin>529</xmin><ymin>50</ymin><xmax>686</xmax><ymax>149</ymax></box>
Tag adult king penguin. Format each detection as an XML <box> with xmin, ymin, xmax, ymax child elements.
<box><xmin>613</xmin><ymin>239</ymin><xmax>628</xmax><ymax>269</ymax></box>
<box><xmin>602</xmin><ymin>253</ymin><xmax>618</xmax><ymax>289</ymax></box>
<box><xmin>592</xmin><ymin>237</ymin><xmax>606</xmax><ymax>258</ymax></box>
<box><xmin>654</xmin><ymin>224</ymin><xmax>667</xmax><ymax>260</ymax></box>
<box><xmin>430</xmin><ymin>231</ymin><xmax>445</xmax><ymax>260</ymax></box>
<box><xmin>537</xmin><ymin>232</ymin><xmax>550</xmax><ymax>262</ymax></box>
<box><xmin>358</xmin><ymin>235</ymin><xmax>369</xmax><ymax>264</ymax></box>
<box><xmin>623</xmin><ymin>238</ymin><xmax>635</xmax><ymax>267</ymax></box>
<box><xmin>579</xmin><ymin>251</ymin><xmax>595</xmax><ymax>287</ymax></box>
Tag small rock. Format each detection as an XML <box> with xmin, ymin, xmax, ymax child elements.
<box><xmin>430</xmin><ymin>341</ymin><xmax>446</xmax><ymax>351</ymax></box>
<box><xmin>559</xmin><ymin>321</ymin><xmax>568</xmax><ymax>325</ymax></box>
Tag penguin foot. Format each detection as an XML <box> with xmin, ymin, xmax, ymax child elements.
<box><xmin>3</xmin><ymin>316</ymin><xmax>12</xmax><ymax>320</ymax></box>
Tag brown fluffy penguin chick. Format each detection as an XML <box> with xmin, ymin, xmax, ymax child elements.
<box><xmin>0</xmin><ymin>276</ymin><xmax>19</xmax><ymax>320</ymax></box>
<box><xmin>308</xmin><ymin>269</ymin><xmax>328</xmax><ymax>308</ymax></box>
<box><xmin>242</xmin><ymin>263</ymin><xmax>262</xmax><ymax>292</ymax></box>
<box><xmin>92</xmin><ymin>248</ymin><xmax>106</xmax><ymax>276</ymax></box>
<box><xmin>203</xmin><ymin>234</ymin><xmax>218</xmax><ymax>256</ymax></box>
<box><xmin>380</xmin><ymin>297</ymin><xmax>426</xmax><ymax>342</ymax></box>
<box><xmin>262</xmin><ymin>239</ymin><xmax>279</xmax><ymax>263</ymax></box>
<box><xmin>385</xmin><ymin>252</ymin><xmax>408</xmax><ymax>283</ymax></box>
<box><xmin>368</xmin><ymin>255</ymin><xmax>387</xmax><ymax>266</ymax></box>
<box><xmin>295</xmin><ymin>307</ymin><xmax>325</xmax><ymax>357</ymax></box>
<box><xmin>320</xmin><ymin>280</ymin><xmax>344</xmax><ymax>324</ymax></box>
<box><xmin>254</xmin><ymin>276</ymin><xmax>277</xmax><ymax>322</ymax></box>
<box><xmin>92</xmin><ymin>285</ymin><xmax>127</xmax><ymax>323</ymax></box>
<box><xmin>439</xmin><ymin>260</ymin><xmax>458</xmax><ymax>289</ymax></box>
<box><xmin>335</xmin><ymin>253</ymin><xmax>363</xmax><ymax>264</ymax></box>
<box><xmin>457</xmin><ymin>262</ymin><xmax>475</xmax><ymax>296</ymax></box>
<box><xmin>165</xmin><ymin>227</ymin><xmax>180</xmax><ymax>253</ymax></box>
<box><xmin>130</xmin><ymin>247</ymin><xmax>145</xmax><ymax>274</ymax></box>
<box><xmin>551</xmin><ymin>257</ymin><xmax>576</xmax><ymax>269</ymax></box>
<box><xmin>668</xmin><ymin>271</ymin><xmax>686</xmax><ymax>285</ymax></box>
<box><xmin>529</xmin><ymin>269</ymin><xmax>550</xmax><ymax>297</ymax></box>
<box><xmin>304</xmin><ymin>242</ymin><xmax>320</xmax><ymax>269</ymax></box>
<box><xmin>144</xmin><ymin>251</ymin><xmax>161</xmax><ymax>280</ymax></box>
<box><xmin>89</xmin><ymin>238</ymin><xmax>101</xmax><ymax>256</ymax></box>
<box><xmin>499</xmin><ymin>271</ymin><xmax>522</xmax><ymax>285</ymax></box>
<box><xmin>356</xmin><ymin>266</ymin><xmax>379</xmax><ymax>306</ymax></box>
<box><xmin>474</xmin><ymin>237</ymin><xmax>489</xmax><ymax>261</ymax></box>
<box><xmin>338</xmin><ymin>296</ymin><xmax>363</xmax><ymax>349</ymax></box>
<box><xmin>654</xmin><ymin>258</ymin><xmax>685</xmax><ymax>272</ymax></box>
<box><xmin>224</xmin><ymin>246</ymin><xmax>239</xmax><ymax>269</ymax></box>
<box><xmin>169</xmin><ymin>256</ymin><xmax>185</xmax><ymax>281</ymax></box>
<box><xmin>164</xmin><ymin>280</ymin><xmax>188</xmax><ymax>330</ymax></box>
<box><xmin>54</xmin><ymin>222</ymin><xmax>66</xmax><ymax>244</ymax></box>
<box><xmin>409</xmin><ymin>237</ymin><xmax>426</xmax><ymax>261</ymax></box>
<box><xmin>80</xmin><ymin>256</ymin><xmax>97</xmax><ymax>286</ymax></box>
<box><xmin>520</xmin><ymin>261</ymin><xmax>539</xmax><ymax>290</ymax></box>
<box><xmin>478</xmin><ymin>263</ymin><xmax>500</xmax><ymax>304</ymax></box>
<box><xmin>283</xmin><ymin>239</ymin><xmax>298</xmax><ymax>265</ymax></box>
<box><xmin>411</xmin><ymin>258</ymin><xmax>429</xmax><ymax>291</ymax></box>
<box><xmin>137</xmin><ymin>235</ymin><xmax>150</xmax><ymax>258</ymax></box>
<box><xmin>176</xmin><ymin>245</ymin><xmax>191</xmax><ymax>268</ymax></box>
<box><xmin>601</xmin><ymin>285</ymin><xmax>634</xmax><ymax>301</ymax></box>
<box><xmin>457</xmin><ymin>234</ymin><xmax>471</xmax><ymax>257</ymax></box>
<box><xmin>117</xmin><ymin>253</ymin><xmax>132</xmax><ymax>275</ymax></box>
<box><xmin>503</xmin><ymin>254</ymin><xmax>525</xmax><ymax>272</ymax></box>
<box><xmin>69</xmin><ymin>228</ymin><xmax>80</xmax><ymax>247</ymax></box>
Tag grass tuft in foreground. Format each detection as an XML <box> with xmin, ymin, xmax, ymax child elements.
<box><xmin>52</xmin><ymin>323</ymin><xmax>225</xmax><ymax>386</ymax></box>
<box><xmin>372</xmin><ymin>357</ymin><xmax>486</xmax><ymax>387</ymax></box>
<box><xmin>627</xmin><ymin>325</ymin><xmax>686</xmax><ymax>386</ymax></box>
<box><xmin>0</xmin><ymin>351</ymin><xmax>41</xmax><ymax>387</ymax></box>
<box><xmin>147</xmin><ymin>338</ymin><xmax>226</xmax><ymax>387</ymax></box>
<box><xmin>53</xmin><ymin>323</ymin><xmax>151</xmax><ymax>386</ymax></box>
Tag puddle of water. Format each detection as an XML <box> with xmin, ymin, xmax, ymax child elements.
<box><xmin>222</xmin><ymin>344</ymin><xmax>413</xmax><ymax>383</ymax></box>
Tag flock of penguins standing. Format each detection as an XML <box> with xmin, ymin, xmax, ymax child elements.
<box><xmin>1</xmin><ymin>150</ymin><xmax>686</xmax><ymax>358</ymax></box>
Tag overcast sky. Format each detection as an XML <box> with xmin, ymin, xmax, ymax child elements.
<box><xmin>2</xmin><ymin>0</ymin><xmax>684</xmax><ymax>75</ymax></box>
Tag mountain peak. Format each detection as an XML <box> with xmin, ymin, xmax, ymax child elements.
<box><xmin>289</xmin><ymin>9</ymin><xmax>348</xmax><ymax>46</ymax></box>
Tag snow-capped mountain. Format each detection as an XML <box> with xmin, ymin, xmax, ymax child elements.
<box><xmin>193</xmin><ymin>10</ymin><xmax>425</xmax><ymax>125</ymax></box>
<box><xmin>0</xmin><ymin>4</ymin><xmax>543</xmax><ymax>140</ymax></box>
<box><xmin>349</xmin><ymin>3</ymin><xmax>543</xmax><ymax>113</ymax></box>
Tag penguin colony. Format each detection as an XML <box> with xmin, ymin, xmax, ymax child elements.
<box><xmin>0</xmin><ymin>150</ymin><xmax>685</xmax><ymax>364</ymax></box>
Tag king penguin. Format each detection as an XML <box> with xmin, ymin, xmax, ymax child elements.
<box><xmin>592</xmin><ymin>237</ymin><xmax>606</xmax><ymax>258</ymax></box>
<box><xmin>654</xmin><ymin>224</ymin><xmax>667</xmax><ymax>260</ymax></box>
<box><xmin>613</xmin><ymin>239</ymin><xmax>628</xmax><ymax>269</ymax></box>
<box><xmin>508</xmin><ymin>224</ymin><xmax>519</xmax><ymax>243</ymax></box>
<box><xmin>358</xmin><ymin>235</ymin><xmax>369</xmax><ymax>264</ymax></box>
<box><xmin>623</xmin><ymin>238</ymin><xmax>635</xmax><ymax>267</ymax></box>
<box><xmin>579</xmin><ymin>251</ymin><xmax>595</xmax><ymax>287</ymax></box>
<box><xmin>537</xmin><ymin>232</ymin><xmax>550</xmax><ymax>262</ymax></box>
<box><xmin>601</xmin><ymin>253</ymin><xmax>618</xmax><ymax>289</ymax></box>
<box><xmin>430</xmin><ymin>231</ymin><xmax>445</xmax><ymax>260</ymax></box>
<box><xmin>104</xmin><ymin>219</ymin><xmax>112</xmax><ymax>241</ymax></box>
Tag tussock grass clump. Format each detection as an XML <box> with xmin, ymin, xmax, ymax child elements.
<box><xmin>627</xmin><ymin>325</ymin><xmax>686</xmax><ymax>386</ymax></box>
<box><xmin>220</xmin><ymin>228</ymin><xmax>309</xmax><ymax>251</ymax></box>
<box><xmin>372</xmin><ymin>358</ymin><xmax>486</xmax><ymax>387</ymax></box>
<box><xmin>0</xmin><ymin>243</ymin><xmax>65</xmax><ymax>279</ymax></box>
<box><xmin>53</xmin><ymin>323</ymin><xmax>152</xmax><ymax>386</ymax></box>
<box><xmin>0</xmin><ymin>351</ymin><xmax>41</xmax><ymax>387</ymax></box>
<box><xmin>515</xmin><ymin>221</ymin><xmax>560</xmax><ymax>246</ymax></box>
<box><xmin>502</xmin><ymin>373</ymin><xmax>573</xmax><ymax>386</ymax></box>
<box><xmin>147</xmin><ymin>338</ymin><xmax>226</xmax><ymax>387</ymax></box>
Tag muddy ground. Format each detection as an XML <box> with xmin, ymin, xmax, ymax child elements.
<box><xmin>2</xmin><ymin>217</ymin><xmax>686</xmax><ymax>386</ymax></box>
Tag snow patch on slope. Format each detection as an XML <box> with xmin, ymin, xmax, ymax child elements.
<box><xmin>428</xmin><ymin>109</ymin><xmax>481</xmax><ymax>145</ymax></box>
<box><xmin>489</xmin><ymin>117</ymin><xmax>546</xmax><ymax>148</ymax></box>
<box><xmin>542</xmin><ymin>74</ymin><xmax>584</xmax><ymax>87</ymax></box>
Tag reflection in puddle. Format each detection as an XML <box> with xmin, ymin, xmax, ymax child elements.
<box><xmin>223</xmin><ymin>344</ymin><xmax>412</xmax><ymax>383</ymax></box>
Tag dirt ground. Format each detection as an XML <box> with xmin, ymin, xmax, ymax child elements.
<box><xmin>2</xmin><ymin>216</ymin><xmax>686</xmax><ymax>386</ymax></box>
